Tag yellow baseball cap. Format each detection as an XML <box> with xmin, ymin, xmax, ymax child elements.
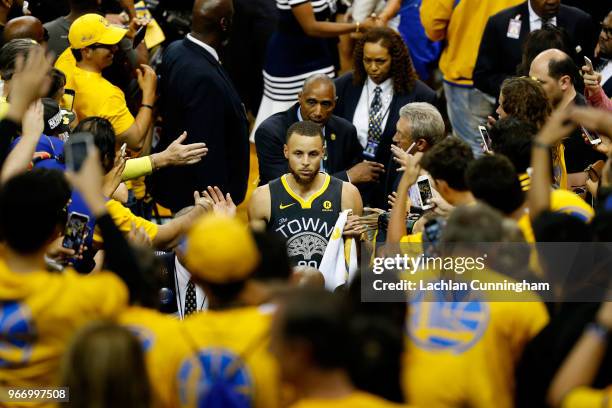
<box><xmin>184</xmin><ymin>214</ymin><xmax>261</xmax><ymax>284</ymax></box>
<box><xmin>68</xmin><ymin>14</ymin><xmax>127</xmax><ymax>49</ymax></box>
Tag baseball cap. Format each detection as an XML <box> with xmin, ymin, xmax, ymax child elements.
<box><xmin>184</xmin><ymin>214</ymin><xmax>261</xmax><ymax>284</ymax></box>
<box><xmin>68</xmin><ymin>14</ymin><xmax>127</xmax><ymax>50</ymax></box>
<box><xmin>42</xmin><ymin>98</ymin><xmax>74</xmax><ymax>136</ymax></box>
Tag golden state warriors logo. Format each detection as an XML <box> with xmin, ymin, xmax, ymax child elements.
<box><xmin>407</xmin><ymin>288</ymin><xmax>489</xmax><ymax>354</ymax></box>
<box><xmin>322</xmin><ymin>200</ymin><xmax>333</xmax><ymax>212</ymax></box>
<box><xmin>178</xmin><ymin>348</ymin><xmax>254</xmax><ymax>407</ymax></box>
<box><xmin>0</xmin><ymin>301</ymin><xmax>34</xmax><ymax>367</ymax></box>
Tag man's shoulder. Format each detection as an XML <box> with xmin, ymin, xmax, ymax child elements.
<box><xmin>559</xmin><ymin>4</ymin><xmax>592</xmax><ymax>22</ymax></box>
<box><xmin>257</xmin><ymin>107</ymin><xmax>293</xmax><ymax>137</ymax></box>
<box><xmin>327</xmin><ymin>114</ymin><xmax>356</xmax><ymax>135</ymax></box>
<box><xmin>334</xmin><ymin>71</ymin><xmax>355</xmax><ymax>89</ymax></box>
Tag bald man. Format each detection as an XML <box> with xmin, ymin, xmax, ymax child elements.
<box><xmin>151</xmin><ymin>0</ymin><xmax>250</xmax><ymax>212</ymax></box>
<box><xmin>255</xmin><ymin>73</ymin><xmax>366</xmax><ymax>186</ymax></box>
<box><xmin>3</xmin><ymin>16</ymin><xmax>46</xmax><ymax>46</ymax></box>
<box><xmin>529</xmin><ymin>48</ymin><xmax>605</xmax><ymax>185</ymax></box>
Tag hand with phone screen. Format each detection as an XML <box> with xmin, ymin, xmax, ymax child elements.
<box><xmin>582</xmin><ymin>56</ymin><xmax>602</xmax><ymax>94</ymax></box>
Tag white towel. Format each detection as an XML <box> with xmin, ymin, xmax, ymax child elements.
<box><xmin>319</xmin><ymin>210</ymin><xmax>359</xmax><ymax>291</ymax></box>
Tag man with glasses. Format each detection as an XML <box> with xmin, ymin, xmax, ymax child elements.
<box><xmin>594</xmin><ymin>10</ymin><xmax>612</xmax><ymax>96</ymax></box>
<box><xmin>58</xmin><ymin>14</ymin><xmax>156</xmax><ymax>150</ymax></box>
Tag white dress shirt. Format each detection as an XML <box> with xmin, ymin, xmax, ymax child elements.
<box><xmin>600</xmin><ymin>60</ymin><xmax>612</xmax><ymax>88</ymax></box>
<box><xmin>528</xmin><ymin>0</ymin><xmax>557</xmax><ymax>32</ymax></box>
<box><xmin>353</xmin><ymin>77</ymin><xmax>394</xmax><ymax>148</ymax></box>
<box><xmin>175</xmin><ymin>257</ymin><xmax>208</xmax><ymax>319</ymax></box>
<box><xmin>186</xmin><ymin>33</ymin><xmax>219</xmax><ymax>62</ymax></box>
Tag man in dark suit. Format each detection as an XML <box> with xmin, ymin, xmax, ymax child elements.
<box><xmin>255</xmin><ymin>74</ymin><xmax>367</xmax><ymax>186</ymax></box>
<box><xmin>334</xmin><ymin>71</ymin><xmax>436</xmax><ymax>207</ymax></box>
<box><xmin>474</xmin><ymin>0</ymin><xmax>598</xmax><ymax>99</ymax></box>
<box><xmin>151</xmin><ymin>0</ymin><xmax>250</xmax><ymax>212</ymax></box>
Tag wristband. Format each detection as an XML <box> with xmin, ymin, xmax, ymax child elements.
<box><xmin>533</xmin><ymin>139</ymin><xmax>551</xmax><ymax>149</ymax></box>
<box><xmin>585</xmin><ymin>322</ymin><xmax>611</xmax><ymax>341</ymax></box>
<box><xmin>141</xmin><ymin>104</ymin><xmax>154</xmax><ymax>110</ymax></box>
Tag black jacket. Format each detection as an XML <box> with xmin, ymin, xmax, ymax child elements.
<box><xmin>151</xmin><ymin>38</ymin><xmax>250</xmax><ymax>212</ymax></box>
<box><xmin>254</xmin><ymin>103</ymin><xmax>363</xmax><ymax>186</ymax></box>
<box><xmin>334</xmin><ymin>72</ymin><xmax>436</xmax><ymax>207</ymax></box>
<box><xmin>474</xmin><ymin>2</ymin><xmax>597</xmax><ymax>98</ymax></box>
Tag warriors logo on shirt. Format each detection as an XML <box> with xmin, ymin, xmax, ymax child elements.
<box><xmin>407</xmin><ymin>289</ymin><xmax>490</xmax><ymax>354</ymax></box>
<box><xmin>0</xmin><ymin>301</ymin><xmax>34</xmax><ymax>367</ymax></box>
<box><xmin>177</xmin><ymin>348</ymin><xmax>254</xmax><ymax>407</ymax></box>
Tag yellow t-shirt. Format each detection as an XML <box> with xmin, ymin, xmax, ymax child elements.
<box><xmin>93</xmin><ymin>199</ymin><xmax>158</xmax><ymax>244</ymax></box>
<box><xmin>0</xmin><ymin>261</ymin><xmax>127</xmax><ymax>406</ymax></box>
<box><xmin>562</xmin><ymin>386</ymin><xmax>612</xmax><ymax>408</ymax></box>
<box><xmin>174</xmin><ymin>306</ymin><xmax>280</xmax><ymax>408</ymax></box>
<box><xmin>290</xmin><ymin>391</ymin><xmax>407</xmax><ymax>408</ymax></box>
<box><xmin>403</xmin><ymin>283</ymin><xmax>548</xmax><ymax>408</ymax></box>
<box><xmin>57</xmin><ymin>61</ymin><xmax>134</xmax><ymax>135</ymax></box>
<box><xmin>118</xmin><ymin>307</ymin><xmax>189</xmax><ymax>408</ymax></box>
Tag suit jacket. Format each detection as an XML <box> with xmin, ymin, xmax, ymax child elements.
<box><xmin>474</xmin><ymin>2</ymin><xmax>597</xmax><ymax>98</ymax></box>
<box><xmin>151</xmin><ymin>38</ymin><xmax>250</xmax><ymax>212</ymax></box>
<box><xmin>254</xmin><ymin>103</ymin><xmax>363</xmax><ymax>186</ymax></box>
<box><xmin>334</xmin><ymin>72</ymin><xmax>436</xmax><ymax>207</ymax></box>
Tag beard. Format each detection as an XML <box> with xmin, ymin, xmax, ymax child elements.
<box><xmin>289</xmin><ymin>166</ymin><xmax>318</xmax><ymax>186</ymax></box>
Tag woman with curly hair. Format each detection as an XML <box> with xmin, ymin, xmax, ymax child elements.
<box><xmin>334</xmin><ymin>27</ymin><xmax>436</xmax><ymax>207</ymax></box>
<box><xmin>497</xmin><ymin>76</ymin><xmax>552</xmax><ymax>129</ymax></box>
<box><xmin>497</xmin><ymin>76</ymin><xmax>568</xmax><ymax>189</ymax></box>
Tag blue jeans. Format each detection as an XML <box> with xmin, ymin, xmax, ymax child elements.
<box><xmin>443</xmin><ymin>82</ymin><xmax>495</xmax><ymax>157</ymax></box>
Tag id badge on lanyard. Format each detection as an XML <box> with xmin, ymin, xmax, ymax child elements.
<box><xmin>363</xmin><ymin>139</ymin><xmax>379</xmax><ymax>160</ymax></box>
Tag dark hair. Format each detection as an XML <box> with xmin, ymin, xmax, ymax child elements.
<box><xmin>500</xmin><ymin>77</ymin><xmax>551</xmax><ymax>129</ymax></box>
<box><xmin>286</xmin><ymin>120</ymin><xmax>323</xmax><ymax>143</ymax></box>
<box><xmin>47</xmin><ymin>68</ymin><xmax>66</xmax><ymax>100</ymax></box>
<box><xmin>489</xmin><ymin>117</ymin><xmax>536</xmax><ymax>173</ymax></box>
<box><xmin>60</xmin><ymin>321</ymin><xmax>151</xmax><ymax>408</ymax></box>
<box><xmin>353</xmin><ymin>27</ymin><xmax>417</xmax><ymax>94</ymax></box>
<box><xmin>252</xmin><ymin>231</ymin><xmax>291</xmax><ymax>282</ymax></box>
<box><xmin>279</xmin><ymin>288</ymin><xmax>350</xmax><ymax>369</ymax></box>
<box><xmin>71</xmin><ymin>48</ymin><xmax>83</xmax><ymax>62</ymax></box>
<box><xmin>548</xmin><ymin>54</ymin><xmax>582</xmax><ymax>87</ymax></box>
<box><xmin>0</xmin><ymin>39</ymin><xmax>38</xmax><ymax>80</ymax></box>
<box><xmin>420</xmin><ymin>137</ymin><xmax>474</xmax><ymax>191</ymax></box>
<box><xmin>0</xmin><ymin>169</ymin><xmax>70</xmax><ymax>254</ymax></box>
<box><xmin>74</xmin><ymin>117</ymin><xmax>116</xmax><ymax>172</ymax></box>
<box><xmin>466</xmin><ymin>155</ymin><xmax>524</xmax><ymax>215</ymax></box>
<box><xmin>533</xmin><ymin>211</ymin><xmax>592</xmax><ymax>242</ymax></box>
<box><xmin>441</xmin><ymin>203</ymin><xmax>505</xmax><ymax>243</ymax></box>
<box><xmin>517</xmin><ymin>25</ymin><xmax>574</xmax><ymax>76</ymax></box>
<box><xmin>125</xmin><ymin>246</ymin><xmax>164</xmax><ymax>309</ymax></box>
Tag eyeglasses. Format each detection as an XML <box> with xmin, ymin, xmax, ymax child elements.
<box><xmin>601</xmin><ymin>22</ymin><xmax>612</xmax><ymax>36</ymax></box>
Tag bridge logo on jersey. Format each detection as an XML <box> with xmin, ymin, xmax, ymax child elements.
<box><xmin>407</xmin><ymin>289</ymin><xmax>490</xmax><ymax>354</ymax></box>
<box><xmin>177</xmin><ymin>348</ymin><xmax>253</xmax><ymax>407</ymax></box>
<box><xmin>0</xmin><ymin>301</ymin><xmax>35</xmax><ymax>367</ymax></box>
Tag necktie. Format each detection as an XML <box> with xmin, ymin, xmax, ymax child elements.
<box><xmin>184</xmin><ymin>279</ymin><xmax>197</xmax><ymax>316</ymax></box>
<box><xmin>368</xmin><ymin>86</ymin><xmax>383</xmax><ymax>144</ymax></box>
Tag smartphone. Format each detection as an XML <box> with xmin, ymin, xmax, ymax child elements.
<box><xmin>62</xmin><ymin>212</ymin><xmax>90</xmax><ymax>252</ymax></box>
<box><xmin>417</xmin><ymin>175</ymin><xmax>434</xmax><ymax>210</ymax></box>
<box><xmin>62</xmin><ymin>89</ymin><xmax>76</xmax><ymax>112</ymax></box>
<box><xmin>64</xmin><ymin>132</ymin><xmax>93</xmax><ymax>172</ymax></box>
<box><xmin>478</xmin><ymin>125</ymin><xmax>492</xmax><ymax>153</ymax></box>
<box><xmin>120</xmin><ymin>142</ymin><xmax>127</xmax><ymax>157</ymax></box>
<box><xmin>133</xmin><ymin>25</ymin><xmax>146</xmax><ymax>49</ymax></box>
<box><xmin>584</xmin><ymin>56</ymin><xmax>594</xmax><ymax>71</ymax></box>
<box><xmin>582</xmin><ymin>126</ymin><xmax>602</xmax><ymax>145</ymax></box>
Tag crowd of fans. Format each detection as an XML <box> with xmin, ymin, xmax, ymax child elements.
<box><xmin>0</xmin><ymin>0</ymin><xmax>611</xmax><ymax>407</ymax></box>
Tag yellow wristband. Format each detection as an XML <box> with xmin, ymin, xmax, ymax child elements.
<box><xmin>121</xmin><ymin>156</ymin><xmax>153</xmax><ymax>181</ymax></box>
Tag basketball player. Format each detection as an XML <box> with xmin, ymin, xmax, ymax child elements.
<box><xmin>249</xmin><ymin>120</ymin><xmax>363</xmax><ymax>269</ymax></box>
